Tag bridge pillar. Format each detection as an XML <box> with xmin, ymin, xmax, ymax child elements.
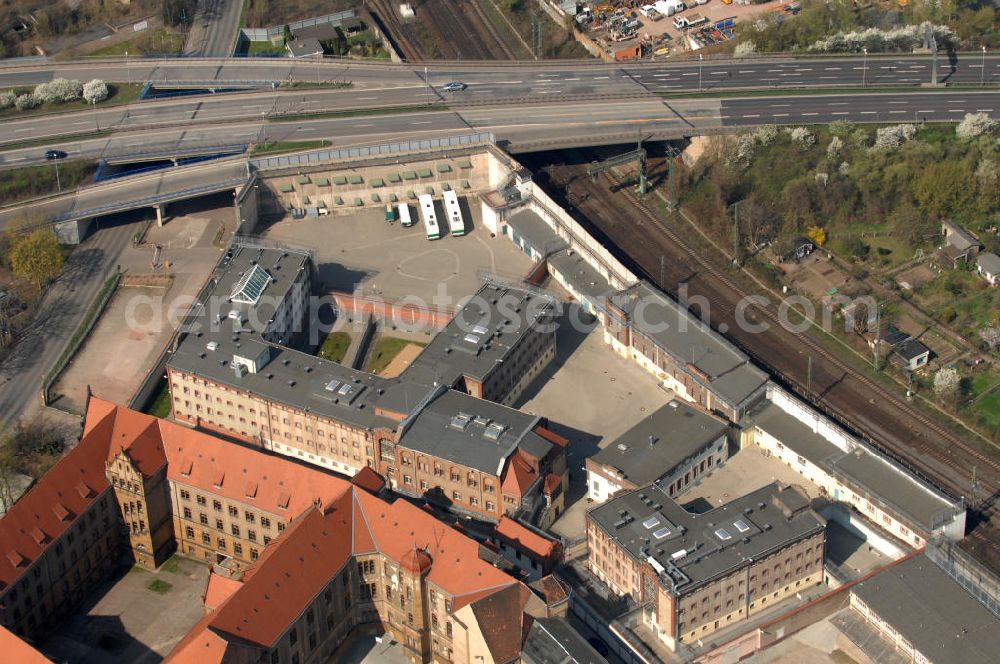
<box><xmin>155</xmin><ymin>203</ymin><xmax>168</xmax><ymax>227</ymax></box>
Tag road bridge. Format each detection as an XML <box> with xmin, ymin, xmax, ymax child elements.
<box><xmin>0</xmin><ymin>159</ymin><xmax>249</xmax><ymax>241</ymax></box>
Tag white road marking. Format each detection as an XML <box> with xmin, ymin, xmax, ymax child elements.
<box><xmin>411</xmin><ymin>121</ymin><xmax>432</xmax><ymax>124</ymax></box>
<box><xmin>889</xmin><ymin>110</ymin><xmax>906</xmax><ymax>114</ymax></box>
<box><xmin>831</xmin><ymin>112</ymin><xmax>849</xmax><ymax>115</ymax></box>
<box><xmin>563</xmin><ymin>77</ymin><xmax>580</xmax><ymax>81</ymax></box>
<box><xmin>772</xmin><ymin>113</ymin><xmax>788</xmax><ymax>117</ymax></box>
<box><xmin>824</xmin><ymin>67</ymin><xmax>841</xmax><ymax>71</ymax></box>
<box><xmin>860</xmin><ymin>111</ymin><xmax>877</xmax><ymax>115</ymax></box>
<box><xmin>802</xmin><ymin>112</ymin><xmax>818</xmax><ymax>116</ymax></box>
<box><xmin>743</xmin><ymin>114</ymin><xmax>760</xmax><ymax>118</ymax></box>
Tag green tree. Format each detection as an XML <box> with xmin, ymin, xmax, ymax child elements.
<box><xmin>8</xmin><ymin>228</ymin><xmax>63</xmax><ymax>287</ymax></box>
<box><xmin>889</xmin><ymin>204</ymin><xmax>935</xmax><ymax>249</ymax></box>
<box><xmin>913</xmin><ymin>160</ymin><xmax>977</xmax><ymax>218</ymax></box>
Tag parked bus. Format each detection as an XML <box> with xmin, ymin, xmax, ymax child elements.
<box><xmin>418</xmin><ymin>194</ymin><xmax>439</xmax><ymax>240</ymax></box>
<box><xmin>397</xmin><ymin>202</ymin><xmax>413</xmax><ymax>227</ymax></box>
<box><xmin>443</xmin><ymin>190</ymin><xmax>465</xmax><ymax>237</ymax></box>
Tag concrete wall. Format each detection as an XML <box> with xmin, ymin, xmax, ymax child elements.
<box><xmin>54</xmin><ymin>217</ymin><xmax>93</xmax><ymax>245</ymax></box>
<box><xmin>235</xmin><ymin>175</ymin><xmax>261</xmax><ymax>235</ymax></box>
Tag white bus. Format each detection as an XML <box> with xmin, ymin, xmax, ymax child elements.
<box><xmin>418</xmin><ymin>194</ymin><xmax>440</xmax><ymax>240</ymax></box>
<box><xmin>397</xmin><ymin>202</ymin><xmax>414</xmax><ymax>227</ymax></box>
<box><xmin>443</xmin><ymin>190</ymin><xmax>465</xmax><ymax>237</ymax></box>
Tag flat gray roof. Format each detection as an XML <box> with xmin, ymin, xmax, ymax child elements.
<box><xmin>832</xmin><ymin>450</ymin><xmax>955</xmax><ymax>532</ymax></box>
<box><xmin>852</xmin><ymin>554</ymin><xmax>1000</xmax><ymax>664</ymax></box>
<box><xmin>752</xmin><ymin>404</ymin><xmax>842</xmax><ymax>468</ymax></box>
<box><xmin>523</xmin><ymin>617</ymin><xmax>607</xmax><ymax>664</ymax></box>
<box><xmin>169</xmin><ymin>246</ymin><xmax>398</xmax><ymax>431</ymax></box>
<box><xmin>589</xmin><ymin>482</ymin><xmax>825</xmax><ymax>593</ymax></box>
<box><xmin>404</xmin><ymin>282</ymin><xmax>556</xmax><ymax>387</ymax></box>
<box><xmin>750</xmin><ymin>401</ymin><xmax>957</xmax><ymax>531</ymax></box>
<box><xmin>591</xmin><ymin>400</ymin><xmax>727</xmax><ymax>487</ymax></box>
<box><xmin>398</xmin><ymin>389</ymin><xmax>551</xmax><ymax>475</ymax></box>
<box><xmin>170</xmin><ymin>251</ymin><xmax>560</xmax><ymax>435</ymax></box>
<box><xmin>507</xmin><ymin>209</ymin><xmax>568</xmax><ymax>256</ymax></box>
<box><xmin>548</xmin><ymin>248</ymin><xmax>614</xmax><ymax>302</ymax></box>
<box><xmin>611</xmin><ymin>282</ymin><xmax>768</xmax><ymax>408</ymax></box>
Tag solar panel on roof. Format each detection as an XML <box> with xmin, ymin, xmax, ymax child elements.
<box><xmin>653</xmin><ymin>527</ymin><xmax>671</xmax><ymax>539</ymax></box>
<box><xmin>337</xmin><ymin>383</ymin><xmax>352</xmax><ymax>395</ymax></box>
<box><xmin>324</xmin><ymin>379</ymin><xmax>341</xmax><ymax>392</ymax></box>
<box><xmin>734</xmin><ymin>519</ymin><xmax>750</xmax><ymax>533</ymax></box>
<box><xmin>642</xmin><ymin>516</ymin><xmax>661</xmax><ymax>530</ymax></box>
<box><xmin>715</xmin><ymin>528</ymin><xmax>732</xmax><ymax>541</ymax></box>
<box><xmin>472</xmin><ymin>324</ymin><xmax>489</xmax><ymax>335</ymax></box>
<box><xmin>463</xmin><ymin>334</ymin><xmax>481</xmax><ymax>344</ymax></box>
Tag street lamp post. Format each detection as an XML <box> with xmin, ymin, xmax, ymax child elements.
<box><xmin>699</xmin><ymin>53</ymin><xmax>703</xmax><ymax>92</ymax></box>
<box><xmin>125</xmin><ymin>50</ymin><xmax>131</xmax><ymax>86</ymax></box>
<box><xmin>53</xmin><ymin>160</ymin><xmax>61</xmax><ymax>193</ymax></box>
<box><xmin>261</xmin><ymin>111</ymin><xmax>267</xmax><ymax>148</ymax></box>
<box><xmin>982</xmin><ymin>46</ymin><xmax>987</xmax><ymax>87</ymax></box>
<box><xmin>862</xmin><ymin>48</ymin><xmax>867</xmax><ymax>88</ymax></box>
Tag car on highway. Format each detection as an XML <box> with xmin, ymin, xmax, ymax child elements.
<box><xmin>441</xmin><ymin>81</ymin><xmax>467</xmax><ymax>92</ymax></box>
<box><xmin>44</xmin><ymin>149</ymin><xmax>67</xmax><ymax>160</ymax></box>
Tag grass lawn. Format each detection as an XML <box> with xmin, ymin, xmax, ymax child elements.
<box><xmin>367</xmin><ymin>337</ymin><xmax>425</xmax><ymax>375</ymax></box>
<box><xmin>317</xmin><ymin>331</ymin><xmax>351</xmax><ymax>363</ymax></box>
<box><xmin>143</xmin><ymin>379</ymin><xmax>172</xmax><ymax>418</ymax></box>
<box><xmin>969</xmin><ymin>371</ymin><xmax>1000</xmax><ymax>430</ymax></box>
<box><xmin>247</xmin><ymin>40</ymin><xmax>287</xmax><ymax>56</ymax></box>
<box><xmin>0</xmin><ymin>83</ymin><xmax>145</xmax><ymax>121</ymax></box>
<box><xmin>0</xmin><ymin>160</ymin><xmax>97</xmax><ymax>206</ymax></box>
<box><xmin>147</xmin><ymin>579</ymin><xmax>172</xmax><ymax>594</ymax></box>
<box><xmin>251</xmin><ymin>140</ymin><xmax>331</xmax><ymax>156</ymax></box>
<box><xmin>90</xmin><ymin>28</ymin><xmax>184</xmax><ymax>56</ymax></box>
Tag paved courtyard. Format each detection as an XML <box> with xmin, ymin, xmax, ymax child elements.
<box><xmin>679</xmin><ymin>444</ymin><xmax>825</xmax><ymax>510</ymax></box>
<box><xmin>40</xmin><ymin>556</ymin><xmax>209</xmax><ymax>664</ymax></box>
<box><xmin>516</xmin><ymin>304</ymin><xmax>674</xmax><ymax>539</ymax></box>
<box><xmin>260</xmin><ymin>203</ymin><xmax>536</xmax><ymax>304</ymax></box>
<box><xmin>51</xmin><ymin>201</ymin><xmax>231</xmax><ymax>412</ymax></box>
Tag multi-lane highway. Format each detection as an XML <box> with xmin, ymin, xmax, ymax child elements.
<box><xmin>4</xmin><ymin>90</ymin><xmax>998</xmax><ymax>169</ymax></box>
<box><xmin>1</xmin><ymin>53</ymin><xmax>998</xmax><ymax>92</ymax></box>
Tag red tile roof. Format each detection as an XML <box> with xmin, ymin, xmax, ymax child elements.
<box><xmin>494</xmin><ymin>516</ymin><xmax>560</xmax><ymax>564</ymax></box>
<box><xmin>0</xmin><ymin>626</ymin><xmax>51</xmax><ymax>663</ymax></box>
<box><xmin>88</xmin><ymin>397</ymin><xmax>350</xmax><ymax>520</ymax></box>
<box><xmin>350</xmin><ymin>466</ymin><xmax>386</xmax><ymax>494</ymax></box>
<box><xmin>534</xmin><ymin>425</ymin><xmax>568</xmax><ymax>448</ymax></box>
<box><xmin>203</xmin><ymin>573</ymin><xmax>242</xmax><ymax>611</ymax></box>
<box><xmin>468</xmin><ymin>583</ymin><xmax>534</xmax><ymax>664</ymax></box>
<box><xmin>208</xmin><ymin>505</ymin><xmax>353</xmax><ymax>646</ymax></box>
<box><xmin>501</xmin><ymin>449</ymin><xmax>538</xmax><ymax>498</ymax></box>
<box><xmin>0</xmin><ymin>404</ymin><xmax>115</xmax><ymax>590</ymax></box>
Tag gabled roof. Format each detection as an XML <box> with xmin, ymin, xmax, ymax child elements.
<box><xmin>170</xmin><ymin>484</ymin><xmax>520</xmax><ymax>657</ymax></box>
<box><xmin>209</xmin><ymin>506</ymin><xmax>352</xmax><ymax>646</ymax></box>
<box><xmin>0</xmin><ymin>626</ymin><xmax>51</xmax><ymax>663</ymax></box>
<box><xmin>469</xmin><ymin>583</ymin><xmax>535</xmax><ymax>664</ymax></box>
<box><xmin>495</xmin><ymin>516</ymin><xmax>560</xmax><ymax>564</ymax></box>
<box><xmin>203</xmin><ymin>573</ymin><xmax>242</xmax><ymax>611</ymax></box>
<box><xmin>502</xmin><ymin>449</ymin><xmax>539</xmax><ymax>498</ymax></box>
<box><xmin>0</xmin><ymin>401</ymin><xmax>114</xmax><ymax>589</ymax></box>
<box><xmin>977</xmin><ymin>252</ymin><xmax>1000</xmax><ymax>275</ymax></box>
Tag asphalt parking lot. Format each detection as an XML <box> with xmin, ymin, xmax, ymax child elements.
<box><xmin>260</xmin><ymin>203</ymin><xmax>535</xmax><ymax>304</ymax></box>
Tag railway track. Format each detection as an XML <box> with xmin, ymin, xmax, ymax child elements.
<box><xmin>418</xmin><ymin>0</ymin><xmax>513</xmax><ymax>60</ymax></box>
<box><xmin>527</xmin><ymin>149</ymin><xmax>1000</xmax><ymax>567</ymax></box>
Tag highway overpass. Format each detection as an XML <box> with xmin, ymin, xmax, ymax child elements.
<box><xmin>0</xmin><ymin>159</ymin><xmax>249</xmax><ymax>241</ymax></box>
